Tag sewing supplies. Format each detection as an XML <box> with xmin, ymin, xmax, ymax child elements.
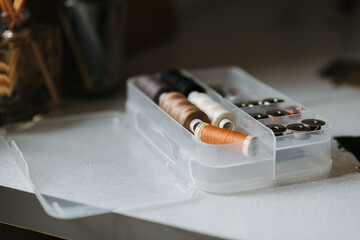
<box><xmin>266</xmin><ymin>124</ymin><xmax>287</xmax><ymax>136</ymax></box>
<box><xmin>136</xmin><ymin>75</ymin><xmax>175</xmax><ymax>103</ymax></box>
<box><xmin>162</xmin><ymin>69</ymin><xmax>237</xmax><ymax>130</ymax></box>
<box><xmin>266</xmin><ymin>109</ymin><xmax>289</xmax><ymax>117</ymax></box>
<box><xmin>194</xmin><ymin>122</ymin><xmax>259</xmax><ymax>157</ymax></box>
<box><xmin>250</xmin><ymin>113</ymin><xmax>269</xmax><ymax>120</ymax></box>
<box><xmin>263</xmin><ymin>97</ymin><xmax>284</xmax><ymax>105</ymax></box>
<box><xmin>136</xmin><ymin>74</ymin><xmax>258</xmax><ymax>156</ymax></box>
<box><xmin>230</xmin><ymin>97</ymin><xmax>285</xmax><ymax>108</ymax></box>
<box><xmin>161</xmin><ymin>68</ymin><xmax>205</xmax><ymax>97</ymax></box>
<box><xmin>286</xmin><ymin>123</ymin><xmax>312</xmax><ymax>139</ymax></box>
<box><xmin>135</xmin><ymin>75</ymin><xmax>209</xmax><ymax>132</ymax></box>
<box><xmin>188</xmin><ymin>91</ymin><xmax>236</xmax><ymax>130</ymax></box>
<box><xmin>301</xmin><ymin>119</ymin><xmax>326</xmax><ymax>131</ymax></box>
<box><xmin>159</xmin><ymin>91</ymin><xmax>210</xmax><ymax>132</ymax></box>
<box><xmin>286</xmin><ymin>105</ymin><xmax>303</xmax><ymax>115</ymax></box>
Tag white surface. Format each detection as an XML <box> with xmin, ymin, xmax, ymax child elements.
<box><xmin>2</xmin><ymin>0</ymin><xmax>360</xmax><ymax>239</ymax></box>
<box><xmin>1</xmin><ymin>71</ymin><xmax>360</xmax><ymax>240</ymax></box>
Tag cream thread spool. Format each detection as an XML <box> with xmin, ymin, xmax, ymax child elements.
<box><xmin>188</xmin><ymin>91</ymin><xmax>236</xmax><ymax>130</ymax></box>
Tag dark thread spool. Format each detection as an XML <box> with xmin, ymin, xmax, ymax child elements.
<box><xmin>136</xmin><ymin>75</ymin><xmax>174</xmax><ymax>104</ymax></box>
<box><xmin>161</xmin><ymin>69</ymin><xmax>205</xmax><ymax>97</ymax></box>
<box><xmin>159</xmin><ymin>92</ymin><xmax>210</xmax><ymax>132</ymax></box>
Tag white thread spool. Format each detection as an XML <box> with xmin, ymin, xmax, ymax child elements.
<box><xmin>188</xmin><ymin>91</ymin><xmax>236</xmax><ymax>130</ymax></box>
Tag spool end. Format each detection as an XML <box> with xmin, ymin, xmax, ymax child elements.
<box><xmin>188</xmin><ymin>91</ymin><xmax>200</xmax><ymax>100</ymax></box>
<box><xmin>159</xmin><ymin>92</ymin><xmax>167</xmax><ymax>102</ymax></box>
<box><xmin>218</xmin><ymin>118</ymin><xmax>235</xmax><ymax>130</ymax></box>
<box><xmin>243</xmin><ymin>135</ymin><xmax>260</xmax><ymax>157</ymax></box>
<box><xmin>189</xmin><ymin>119</ymin><xmax>203</xmax><ymax>133</ymax></box>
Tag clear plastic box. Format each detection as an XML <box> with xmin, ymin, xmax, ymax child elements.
<box><xmin>2</xmin><ymin>66</ymin><xmax>332</xmax><ymax>219</ymax></box>
<box><xmin>127</xmin><ymin>66</ymin><xmax>332</xmax><ymax>193</ymax></box>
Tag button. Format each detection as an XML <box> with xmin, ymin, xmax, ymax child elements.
<box><xmin>301</xmin><ymin>118</ymin><xmax>326</xmax><ymax>131</ymax></box>
<box><xmin>266</xmin><ymin>124</ymin><xmax>287</xmax><ymax>136</ymax></box>
<box><xmin>266</xmin><ymin>109</ymin><xmax>288</xmax><ymax>117</ymax></box>
<box><xmin>263</xmin><ymin>97</ymin><xmax>284</xmax><ymax>105</ymax></box>
<box><xmin>251</xmin><ymin>113</ymin><xmax>268</xmax><ymax>120</ymax></box>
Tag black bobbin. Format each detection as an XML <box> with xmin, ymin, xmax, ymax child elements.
<box><xmin>161</xmin><ymin>69</ymin><xmax>205</xmax><ymax>97</ymax></box>
<box><xmin>263</xmin><ymin>97</ymin><xmax>284</xmax><ymax>105</ymax></box>
<box><xmin>248</xmin><ymin>100</ymin><xmax>263</xmax><ymax>106</ymax></box>
<box><xmin>287</xmin><ymin>123</ymin><xmax>312</xmax><ymax>139</ymax></box>
<box><xmin>136</xmin><ymin>75</ymin><xmax>175</xmax><ymax>104</ymax></box>
<box><xmin>301</xmin><ymin>119</ymin><xmax>326</xmax><ymax>131</ymax></box>
<box><xmin>266</xmin><ymin>109</ymin><xmax>288</xmax><ymax>117</ymax></box>
<box><xmin>266</xmin><ymin>124</ymin><xmax>287</xmax><ymax>136</ymax></box>
<box><xmin>251</xmin><ymin>113</ymin><xmax>269</xmax><ymax>120</ymax></box>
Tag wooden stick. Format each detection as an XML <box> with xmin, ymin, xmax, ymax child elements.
<box><xmin>0</xmin><ymin>0</ymin><xmax>8</xmax><ymax>12</ymax></box>
<box><xmin>0</xmin><ymin>0</ymin><xmax>12</xmax><ymax>25</ymax></box>
<box><xmin>3</xmin><ymin>0</ymin><xmax>14</xmax><ymax>15</ymax></box>
<box><xmin>8</xmin><ymin>47</ymin><xmax>20</xmax><ymax>94</ymax></box>
<box><xmin>0</xmin><ymin>84</ymin><xmax>11</xmax><ymax>97</ymax></box>
<box><xmin>0</xmin><ymin>74</ymin><xmax>11</xmax><ymax>87</ymax></box>
<box><xmin>13</xmin><ymin>0</ymin><xmax>25</xmax><ymax>13</ymax></box>
<box><xmin>3</xmin><ymin>0</ymin><xmax>17</xmax><ymax>26</ymax></box>
<box><xmin>0</xmin><ymin>62</ymin><xmax>10</xmax><ymax>73</ymax></box>
<box><xmin>31</xmin><ymin>41</ymin><xmax>60</xmax><ymax>104</ymax></box>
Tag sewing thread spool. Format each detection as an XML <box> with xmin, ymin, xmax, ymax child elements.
<box><xmin>287</xmin><ymin>123</ymin><xmax>311</xmax><ymax>139</ymax></box>
<box><xmin>266</xmin><ymin>109</ymin><xmax>288</xmax><ymax>124</ymax></box>
<box><xmin>188</xmin><ymin>91</ymin><xmax>236</xmax><ymax>130</ymax></box>
<box><xmin>301</xmin><ymin>119</ymin><xmax>325</xmax><ymax>131</ymax></box>
<box><xmin>194</xmin><ymin>122</ymin><xmax>259</xmax><ymax>157</ymax></box>
<box><xmin>159</xmin><ymin>91</ymin><xmax>210</xmax><ymax>132</ymax></box>
<box><xmin>263</xmin><ymin>97</ymin><xmax>284</xmax><ymax>105</ymax></box>
<box><xmin>266</xmin><ymin>124</ymin><xmax>287</xmax><ymax>136</ymax></box>
<box><xmin>136</xmin><ymin>75</ymin><xmax>174</xmax><ymax>103</ymax></box>
<box><xmin>161</xmin><ymin>69</ymin><xmax>205</xmax><ymax>97</ymax></box>
<box><xmin>251</xmin><ymin>113</ymin><xmax>268</xmax><ymax>120</ymax></box>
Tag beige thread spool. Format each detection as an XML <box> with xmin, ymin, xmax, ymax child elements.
<box><xmin>188</xmin><ymin>91</ymin><xmax>236</xmax><ymax>130</ymax></box>
<box><xmin>159</xmin><ymin>91</ymin><xmax>210</xmax><ymax>132</ymax></box>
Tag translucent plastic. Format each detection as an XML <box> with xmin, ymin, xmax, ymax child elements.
<box><xmin>3</xmin><ymin>112</ymin><xmax>192</xmax><ymax>219</ymax></box>
<box><xmin>2</xmin><ymin>66</ymin><xmax>332</xmax><ymax>219</ymax></box>
<box><xmin>190</xmin><ymin>66</ymin><xmax>332</xmax><ymax>184</ymax></box>
<box><xmin>127</xmin><ymin>76</ymin><xmax>276</xmax><ymax>193</ymax></box>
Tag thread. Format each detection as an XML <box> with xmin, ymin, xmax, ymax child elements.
<box><xmin>188</xmin><ymin>91</ymin><xmax>236</xmax><ymax>130</ymax></box>
<box><xmin>136</xmin><ymin>75</ymin><xmax>174</xmax><ymax>103</ymax></box>
<box><xmin>194</xmin><ymin>122</ymin><xmax>259</xmax><ymax>157</ymax></box>
<box><xmin>159</xmin><ymin>92</ymin><xmax>210</xmax><ymax>132</ymax></box>
<box><xmin>301</xmin><ymin>118</ymin><xmax>325</xmax><ymax>131</ymax></box>
<box><xmin>161</xmin><ymin>69</ymin><xmax>205</xmax><ymax>97</ymax></box>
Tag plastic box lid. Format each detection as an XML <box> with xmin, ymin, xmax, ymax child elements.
<box><xmin>2</xmin><ymin>111</ymin><xmax>193</xmax><ymax>219</ymax></box>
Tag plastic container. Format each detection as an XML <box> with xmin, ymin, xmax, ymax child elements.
<box><xmin>1</xmin><ymin>66</ymin><xmax>332</xmax><ymax>219</ymax></box>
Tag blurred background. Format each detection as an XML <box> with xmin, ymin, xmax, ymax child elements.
<box><xmin>28</xmin><ymin>0</ymin><xmax>360</xmax><ymax>90</ymax></box>
<box><xmin>2</xmin><ymin>0</ymin><xmax>360</xmax><ymax>122</ymax></box>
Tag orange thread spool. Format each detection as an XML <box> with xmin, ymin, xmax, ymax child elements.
<box><xmin>201</xmin><ymin>125</ymin><xmax>248</xmax><ymax>145</ymax></box>
<box><xmin>195</xmin><ymin>122</ymin><xmax>259</xmax><ymax>157</ymax></box>
<box><xmin>159</xmin><ymin>92</ymin><xmax>210</xmax><ymax>132</ymax></box>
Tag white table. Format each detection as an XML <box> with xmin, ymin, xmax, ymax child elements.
<box><xmin>2</xmin><ymin>1</ymin><xmax>360</xmax><ymax>239</ymax></box>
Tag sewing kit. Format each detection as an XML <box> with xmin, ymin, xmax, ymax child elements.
<box><xmin>2</xmin><ymin>66</ymin><xmax>332</xmax><ymax>218</ymax></box>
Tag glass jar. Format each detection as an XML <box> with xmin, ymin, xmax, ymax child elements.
<box><xmin>58</xmin><ymin>0</ymin><xmax>126</xmax><ymax>97</ymax></box>
<box><xmin>0</xmin><ymin>9</ymin><xmax>62</xmax><ymax>126</ymax></box>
